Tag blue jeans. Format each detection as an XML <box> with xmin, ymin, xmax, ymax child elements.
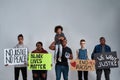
<box><xmin>55</xmin><ymin>65</ymin><xmax>69</xmax><ymax>80</ymax></box>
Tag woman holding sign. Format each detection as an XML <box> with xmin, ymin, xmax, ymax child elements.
<box><xmin>32</xmin><ymin>41</ymin><xmax>48</xmax><ymax>80</ymax></box>
<box><xmin>76</xmin><ymin>39</ymin><xmax>89</xmax><ymax>80</ymax></box>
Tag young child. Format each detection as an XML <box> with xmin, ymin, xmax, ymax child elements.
<box><xmin>54</xmin><ymin>25</ymin><xmax>66</xmax><ymax>62</ymax></box>
<box><xmin>76</xmin><ymin>39</ymin><xmax>89</xmax><ymax>80</ymax></box>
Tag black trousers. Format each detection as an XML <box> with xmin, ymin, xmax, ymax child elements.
<box><xmin>32</xmin><ymin>70</ymin><xmax>47</xmax><ymax>80</ymax></box>
<box><xmin>78</xmin><ymin>71</ymin><xmax>88</xmax><ymax>80</ymax></box>
<box><xmin>14</xmin><ymin>67</ymin><xmax>27</xmax><ymax>80</ymax></box>
<box><xmin>96</xmin><ymin>69</ymin><xmax>110</xmax><ymax>80</ymax></box>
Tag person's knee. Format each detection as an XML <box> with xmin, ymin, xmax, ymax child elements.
<box><xmin>42</xmin><ymin>73</ymin><xmax>47</xmax><ymax>78</ymax></box>
<box><xmin>33</xmin><ymin>73</ymin><xmax>38</xmax><ymax>78</ymax></box>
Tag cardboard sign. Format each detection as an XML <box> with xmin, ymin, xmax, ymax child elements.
<box><xmin>4</xmin><ymin>48</ymin><xmax>27</xmax><ymax>65</ymax></box>
<box><xmin>94</xmin><ymin>51</ymin><xmax>119</xmax><ymax>69</ymax></box>
<box><xmin>28</xmin><ymin>53</ymin><xmax>52</xmax><ymax>70</ymax></box>
<box><xmin>70</xmin><ymin>60</ymin><xmax>95</xmax><ymax>71</ymax></box>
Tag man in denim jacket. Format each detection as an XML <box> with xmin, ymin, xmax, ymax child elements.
<box><xmin>91</xmin><ymin>37</ymin><xmax>111</xmax><ymax>80</ymax></box>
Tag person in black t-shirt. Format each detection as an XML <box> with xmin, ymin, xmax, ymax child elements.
<box><xmin>49</xmin><ymin>40</ymin><xmax>73</xmax><ymax>80</ymax></box>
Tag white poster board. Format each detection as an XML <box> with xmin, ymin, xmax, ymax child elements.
<box><xmin>4</xmin><ymin>48</ymin><xmax>27</xmax><ymax>65</ymax></box>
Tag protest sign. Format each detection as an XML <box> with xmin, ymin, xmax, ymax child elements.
<box><xmin>28</xmin><ymin>53</ymin><xmax>52</xmax><ymax>70</ymax></box>
<box><xmin>70</xmin><ymin>60</ymin><xmax>95</xmax><ymax>71</ymax></box>
<box><xmin>94</xmin><ymin>51</ymin><xmax>119</xmax><ymax>69</ymax></box>
<box><xmin>4</xmin><ymin>48</ymin><xmax>27</xmax><ymax>65</ymax></box>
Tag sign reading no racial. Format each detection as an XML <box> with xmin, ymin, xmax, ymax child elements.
<box><xmin>4</xmin><ymin>48</ymin><xmax>27</xmax><ymax>65</ymax></box>
<box><xmin>94</xmin><ymin>51</ymin><xmax>119</xmax><ymax>69</ymax></box>
<box><xmin>70</xmin><ymin>60</ymin><xmax>95</xmax><ymax>71</ymax></box>
<box><xmin>28</xmin><ymin>53</ymin><xmax>52</xmax><ymax>70</ymax></box>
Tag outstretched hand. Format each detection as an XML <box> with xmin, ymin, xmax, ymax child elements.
<box><xmin>5</xmin><ymin>64</ymin><xmax>8</xmax><ymax>66</ymax></box>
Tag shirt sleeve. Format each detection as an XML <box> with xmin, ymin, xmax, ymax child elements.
<box><xmin>86</xmin><ymin>49</ymin><xmax>90</xmax><ymax>59</ymax></box>
<box><xmin>62</xmin><ymin>33</ymin><xmax>66</xmax><ymax>40</ymax></box>
<box><xmin>55</xmin><ymin>34</ymin><xmax>58</xmax><ymax>42</ymax></box>
<box><xmin>108</xmin><ymin>46</ymin><xmax>111</xmax><ymax>52</ymax></box>
<box><xmin>69</xmin><ymin>48</ymin><xmax>72</xmax><ymax>54</ymax></box>
<box><xmin>76</xmin><ymin>49</ymin><xmax>79</xmax><ymax>59</ymax></box>
<box><xmin>44</xmin><ymin>50</ymin><xmax>48</xmax><ymax>53</ymax></box>
<box><xmin>14</xmin><ymin>44</ymin><xmax>17</xmax><ymax>48</ymax></box>
<box><xmin>91</xmin><ymin>46</ymin><xmax>96</xmax><ymax>59</ymax></box>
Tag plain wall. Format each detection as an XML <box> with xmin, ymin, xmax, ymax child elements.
<box><xmin>0</xmin><ymin>0</ymin><xmax>120</xmax><ymax>80</ymax></box>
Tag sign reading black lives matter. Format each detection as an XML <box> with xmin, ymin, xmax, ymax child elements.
<box><xmin>94</xmin><ymin>51</ymin><xmax>119</xmax><ymax>69</ymax></box>
<box><xmin>4</xmin><ymin>48</ymin><xmax>27</xmax><ymax>65</ymax></box>
<box><xmin>28</xmin><ymin>53</ymin><xmax>52</xmax><ymax>70</ymax></box>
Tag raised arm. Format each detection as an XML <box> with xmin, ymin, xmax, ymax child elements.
<box><xmin>49</xmin><ymin>41</ymin><xmax>55</xmax><ymax>50</ymax></box>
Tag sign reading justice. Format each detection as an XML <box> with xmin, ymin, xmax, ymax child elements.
<box><xmin>94</xmin><ymin>51</ymin><xmax>119</xmax><ymax>69</ymax></box>
<box><xmin>70</xmin><ymin>60</ymin><xmax>95</xmax><ymax>71</ymax></box>
<box><xmin>28</xmin><ymin>53</ymin><xmax>52</xmax><ymax>70</ymax></box>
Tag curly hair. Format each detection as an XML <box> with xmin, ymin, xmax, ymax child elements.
<box><xmin>54</xmin><ymin>25</ymin><xmax>63</xmax><ymax>33</ymax></box>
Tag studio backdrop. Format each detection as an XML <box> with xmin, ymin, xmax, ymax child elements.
<box><xmin>0</xmin><ymin>0</ymin><xmax>120</xmax><ymax>80</ymax></box>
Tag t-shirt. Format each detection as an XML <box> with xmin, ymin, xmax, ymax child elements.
<box><xmin>102</xmin><ymin>45</ymin><xmax>105</xmax><ymax>52</ymax></box>
<box><xmin>56</xmin><ymin>46</ymin><xmax>72</xmax><ymax>66</ymax></box>
<box><xmin>14</xmin><ymin>44</ymin><xmax>29</xmax><ymax>67</ymax></box>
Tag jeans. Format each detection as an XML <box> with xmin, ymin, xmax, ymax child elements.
<box><xmin>78</xmin><ymin>71</ymin><xmax>88</xmax><ymax>80</ymax></box>
<box><xmin>96</xmin><ymin>69</ymin><xmax>110</xmax><ymax>80</ymax></box>
<box><xmin>14</xmin><ymin>67</ymin><xmax>27</xmax><ymax>80</ymax></box>
<box><xmin>55</xmin><ymin>44</ymin><xmax>62</xmax><ymax>58</ymax></box>
<box><xmin>55</xmin><ymin>65</ymin><xmax>69</xmax><ymax>80</ymax></box>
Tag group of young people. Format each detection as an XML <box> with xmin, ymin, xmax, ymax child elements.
<box><xmin>5</xmin><ymin>25</ymin><xmax>112</xmax><ymax>80</ymax></box>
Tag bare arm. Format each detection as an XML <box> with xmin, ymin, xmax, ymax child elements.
<box><xmin>49</xmin><ymin>41</ymin><xmax>55</xmax><ymax>50</ymax></box>
<box><xmin>59</xmin><ymin>33</ymin><xmax>66</xmax><ymax>40</ymax></box>
<box><xmin>69</xmin><ymin>53</ymin><xmax>73</xmax><ymax>60</ymax></box>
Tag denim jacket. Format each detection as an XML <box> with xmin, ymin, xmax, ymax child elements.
<box><xmin>91</xmin><ymin>44</ymin><xmax>111</xmax><ymax>59</ymax></box>
<box><xmin>78</xmin><ymin>49</ymin><xmax>87</xmax><ymax>60</ymax></box>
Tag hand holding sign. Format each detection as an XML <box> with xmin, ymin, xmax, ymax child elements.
<box><xmin>5</xmin><ymin>64</ymin><xmax>8</xmax><ymax>66</ymax></box>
